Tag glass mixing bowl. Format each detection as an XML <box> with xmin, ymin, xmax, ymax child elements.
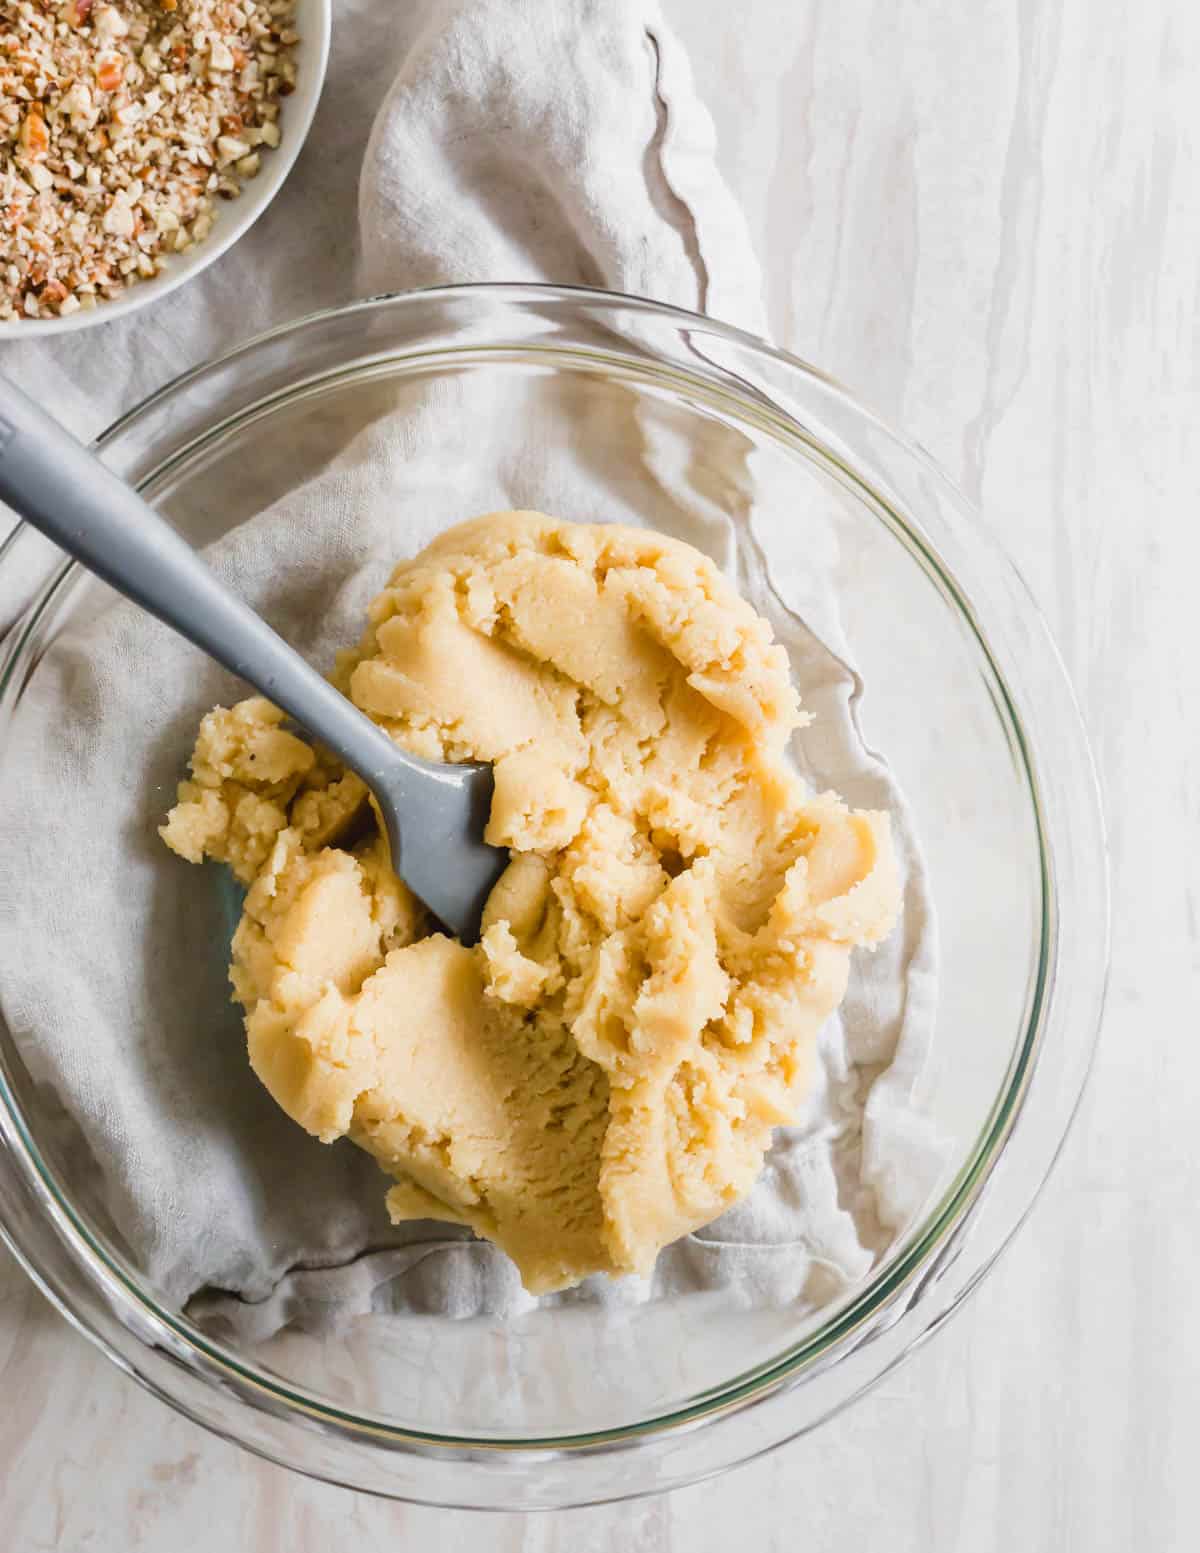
<box><xmin>0</xmin><ymin>286</ymin><xmax>1107</xmax><ymax>1509</ymax></box>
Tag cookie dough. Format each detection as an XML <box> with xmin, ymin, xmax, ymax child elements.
<box><xmin>161</xmin><ymin>512</ymin><xmax>899</xmax><ymax>1293</ymax></box>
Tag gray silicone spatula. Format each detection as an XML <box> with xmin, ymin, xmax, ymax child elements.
<box><xmin>0</xmin><ymin>376</ymin><xmax>507</xmax><ymax>944</ymax></box>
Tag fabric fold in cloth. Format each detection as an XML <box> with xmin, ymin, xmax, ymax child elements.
<box><xmin>359</xmin><ymin>0</ymin><xmax>766</xmax><ymax>333</ymax></box>
<box><xmin>0</xmin><ymin>0</ymin><xmax>944</xmax><ymax>1339</ymax></box>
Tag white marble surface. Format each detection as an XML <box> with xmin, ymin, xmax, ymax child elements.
<box><xmin>3</xmin><ymin>0</ymin><xmax>1198</xmax><ymax>1546</ymax></box>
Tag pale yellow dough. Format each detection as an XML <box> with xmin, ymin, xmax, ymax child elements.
<box><xmin>161</xmin><ymin>512</ymin><xmax>900</xmax><ymax>1292</ymax></box>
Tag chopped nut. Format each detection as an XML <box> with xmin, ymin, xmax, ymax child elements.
<box><xmin>95</xmin><ymin>54</ymin><xmax>124</xmax><ymax>92</ymax></box>
<box><xmin>60</xmin><ymin>80</ymin><xmax>95</xmax><ymax>127</ymax></box>
<box><xmin>216</xmin><ymin>133</ymin><xmax>250</xmax><ymax>165</ymax></box>
<box><xmin>94</xmin><ymin>6</ymin><xmax>130</xmax><ymax>40</ymax></box>
<box><xmin>110</xmin><ymin>94</ymin><xmax>142</xmax><ymax>128</ymax></box>
<box><xmin>208</xmin><ymin>38</ymin><xmax>236</xmax><ymax>72</ymax></box>
<box><xmin>19</xmin><ymin>111</ymin><xmax>49</xmax><ymax>158</ymax></box>
<box><xmin>102</xmin><ymin>192</ymin><xmax>135</xmax><ymax>236</ymax></box>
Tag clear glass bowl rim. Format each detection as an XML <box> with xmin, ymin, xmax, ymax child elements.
<box><xmin>0</xmin><ymin>283</ymin><xmax>1110</xmax><ymax>1506</ymax></box>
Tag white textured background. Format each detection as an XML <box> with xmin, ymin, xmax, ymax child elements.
<box><xmin>3</xmin><ymin>0</ymin><xmax>1198</xmax><ymax>1547</ymax></box>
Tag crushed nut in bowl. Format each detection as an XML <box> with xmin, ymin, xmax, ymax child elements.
<box><xmin>0</xmin><ymin>0</ymin><xmax>310</xmax><ymax>324</ymax></box>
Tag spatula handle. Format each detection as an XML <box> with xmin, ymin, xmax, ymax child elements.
<box><xmin>0</xmin><ymin>375</ymin><xmax>411</xmax><ymax>793</ymax></box>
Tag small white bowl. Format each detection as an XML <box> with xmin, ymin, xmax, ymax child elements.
<box><xmin>1</xmin><ymin>0</ymin><xmax>331</xmax><ymax>338</ymax></box>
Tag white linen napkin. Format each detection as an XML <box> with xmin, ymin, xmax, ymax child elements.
<box><xmin>0</xmin><ymin>0</ymin><xmax>943</xmax><ymax>1335</ymax></box>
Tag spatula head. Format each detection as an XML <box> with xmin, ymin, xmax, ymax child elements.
<box><xmin>375</xmin><ymin>757</ymin><xmax>508</xmax><ymax>945</ymax></box>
